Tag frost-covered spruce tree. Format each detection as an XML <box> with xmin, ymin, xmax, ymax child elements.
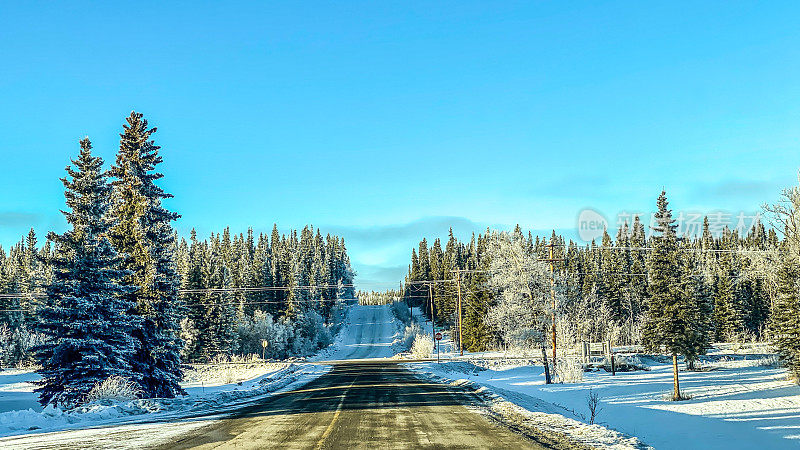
<box><xmin>109</xmin><ymin>112</ymin><xmax>185</xmax><ymax>398</ymax></box>
<box><xmin>680</xmin><ymin>251</ymin><xmax>714</xmax><ymax>370</ymax></box>
<box><xmin>713</xmin><ymin>228</ymin><xmax>745</xmax><ymax>341</ymax></box>
<box><xmin>139</xmin><ymin>204</ymin><xmax>185</xmax><ymax>397</ymax></box>
<box><xmin>32</xmin><ymin>138</ymin><xmax>137</xmax><ymax>407</ymax></box>
<box><xmin>182</xmin><ymin>230</ymin><xmax>206</xmax><ymax>360</ymax></box>
<box><xmin>642</xmin><ymin>191</ymin><xmax>709</xmax><ymax>400</ymax></box>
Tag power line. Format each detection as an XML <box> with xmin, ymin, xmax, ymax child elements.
<box><xmin>0</xmin><ymin>297</ymin><xmax>360</xmax><ymax>312</ymax></box>
<box><xmin>405</xmin><ymin>279</ymin><xmax>458</xmax><ymax>285</ymax></box>
<box><xmin>0</xmin><ymin>283</ymin><xmax>356</xmax><ymax>300</ymax></box>
<box><xmin>543</xmin><ymin>244</ymin><xmax>775</xmax><ymax>254</ymax></box>
<box><xmin>179</xmin><ymin>284</ymin><xmax>354</xmax><ymax>294</ymax></box>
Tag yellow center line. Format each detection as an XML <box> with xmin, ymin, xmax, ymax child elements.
<box><xmin>315</xmin><ymin>375</ymin><xmax>358</xmax><ymax>449</ymax></box>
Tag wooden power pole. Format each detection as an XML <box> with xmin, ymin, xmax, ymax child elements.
<box><xmin>542</xmin><ymin>241</ymin><xmax>561</xmax><ymax>364</ymax></box>
<box><xmin>428</xmin><ymin>282</ymin><xmax>436</xmax><ymax>353</ymax></box>
<box><xmin>456</xmin><ymin>271</ymin><xmax>463</xmax><ymax>356</ymax></box>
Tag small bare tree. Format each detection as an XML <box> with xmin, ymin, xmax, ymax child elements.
<box><xmin>586</xmin><ymin>388</ymin><xmax>602</xmax><ymax>425</ymax></box>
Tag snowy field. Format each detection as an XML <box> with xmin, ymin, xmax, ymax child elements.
<box><xmin>407</xmin><ymin>346</ymin><xmax>800</xmax><ymax>449</ymax></box>
<box><xmin>0</xmin><ymin>370</ymin><xmax>42</xmax><ymax>417</ymax></box>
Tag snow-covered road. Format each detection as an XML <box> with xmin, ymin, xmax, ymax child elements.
<box><xmin>311</xmin><ymin>304</ymin><xmax>396</xmax><ymax>361</ymax></box>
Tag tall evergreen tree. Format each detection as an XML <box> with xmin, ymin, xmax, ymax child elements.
<box><xmin>462</xmin><ymin>233</ymin><xmax>494</xmax><ymax>351</ymax></box>
<box><xmin>109</xmin><ymin>112</ymin><xmax>184</xmax><ymax>398</ymax></box>
<box><xmin>183</xmin><ymin>230</ymin><xmax>207</xmax><ymax>360</ymax></box>
<box><xmin>642</xmin><ymin>191</ymin><xmax>710</xmax><ymax>400</ymax></box>
<box><xmin>599</xmin><ymin>229</ymin><xmax>625</xmax><ymax>324</ymax></box>
<box><xmin>33</xmin><ymin>138</ymin><xmax>138</xmax><ymax>407</ymax></box>
<box><xmin>204</xmin><ymin>243</ymin><xmax>236</xmax><ymax>357</ymax></box>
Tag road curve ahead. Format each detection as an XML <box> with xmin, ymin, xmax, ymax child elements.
<box><xmin>160</xmin><ymin>361</ymin><xmax>543</xmax><ymax>449</ymax></box>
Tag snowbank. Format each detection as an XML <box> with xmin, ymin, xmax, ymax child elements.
<box><xmin>0</xmin><ymin>363</ymin><xmax>329</xmax><ymax>438</ymax></box>
<box><xmin>408</xmin><ymin>347</ymin><xmax>800</xmax><ymax>450</ymax></box>
<box><xmin>408</xmin><ymin>361</ymin><xmax>649</xmax><ymax>449</ymax></box>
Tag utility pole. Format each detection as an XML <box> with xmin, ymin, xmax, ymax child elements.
<box><xmin>428</xmin><ymin>282</ymin><xmax>436</xmax><ymax>354</ymax></box>
<box><xmin>456</xmin><ymin>271</ymin><xmax>463</xmax><ymax>356</ymax></box>
<box><xmin>542</xmin><ymin>241</ymin><xmax>561</xmax><ymax>365</ymax></box>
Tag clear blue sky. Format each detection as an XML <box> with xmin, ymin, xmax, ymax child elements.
<box><xmin>1</xmin><ymin>1</ymin><xmax>799</xmax><ymax>289</ymax></box>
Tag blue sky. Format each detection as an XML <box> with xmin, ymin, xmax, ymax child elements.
<box><xmin>1</xmin><ymin>1</ymin><xmax>799</xmax><ymax>289</ymax></box>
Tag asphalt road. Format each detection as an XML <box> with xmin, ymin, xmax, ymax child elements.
<box><xmin>159</xmin><ymin>306</ymin><xmax>543</xmax><ymax>449</ymax></box>
<box><xmin>159</xmin><ymin>361</ymin><xmax>543</xmax><ymax>449</ymax></box>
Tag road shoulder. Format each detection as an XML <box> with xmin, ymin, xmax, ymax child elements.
<box><xmin>406</xmin><ymin>364</ymin><xmax>651</xmax><ymax>450</ymax></box>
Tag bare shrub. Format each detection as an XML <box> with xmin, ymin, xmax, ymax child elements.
<box><xmin>555</xmin><ymin>319</ymin><xmax>579</xmax><ymax>350</ymax></box>
<box><xmin>666</xmin><ymin>392</ymin><xmax>693</xmax><ymax>401</ymax></box>
<box><xmin>732</xmin><ymin>354</ymin><xmax>782</xmax><ymax>369</ymax></box>
<box><xmin>586</xmin><ymin>388</ymin><xmax>602</xmax><ymax>424</ymax></box>
<box><xmin>555</xmin><ymin>357</ymin><xmax>584</xmax><ymax>383</ymax></box>
<box><xmin>85</xmin><ymin>376</ymin><xmax>142</xmax><ymax>404</ymax></box>
<box><xmin>222</xmin><ymin>367</ymin><xmax>237</xmax><ymax>384</ymax></box>
<box><xmin>183</xmin><ymin>355</ymin><xmax>285</xmax><ymax>387</ymax></box>
<box><xmin>410</xmin><ymin>333</ymin><xmax>434</xmax><ymax>359</ymax></box>
<box><xmin>756</xmin><ymin>354</ymin><xmax>781</xmax><ymax>368</ymax></box>
<box><xmin>612</xmin><ymin>354</ymin><xmax>649</xmax><ymax>372</ymax></box>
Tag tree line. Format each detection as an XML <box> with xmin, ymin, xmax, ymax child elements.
<box><xmin>0</xmin><ymin>112</ymin><xmax>354</xmax><ymax>407</ymax></box>
<box><xmin>401</xmin><ymin>189</ymin><xmax>800</xmax><ymax>391</ymax></box>
<box><xmin>177</xmin><ymin>224</ymin><xmax>355</xmax><ymax>362</ymax></box>
<box><xmin>356</xmin><ymin>289</ymin><xmax>401</xmax><ymax>305</ymax></box>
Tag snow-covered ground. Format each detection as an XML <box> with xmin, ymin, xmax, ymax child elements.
<box><xmin>0</xmin><ymin>362</ymin><xmax>329</xmax><ymax>449</ymax></box>
<box><xmin>407</xmin><ymin>348</ymin><xmax>800</xmax><ymax>449</ymax></box>
<box><xmin>0</xmin><ymin>370</ymin><xmax>42</xmax><ymax>416</ymax></box>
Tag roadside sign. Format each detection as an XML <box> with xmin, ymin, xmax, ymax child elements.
<box><xmin>435</xmin><ymin>332</ymin><xmax>442</xmax><ymax>341</ymax></box>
